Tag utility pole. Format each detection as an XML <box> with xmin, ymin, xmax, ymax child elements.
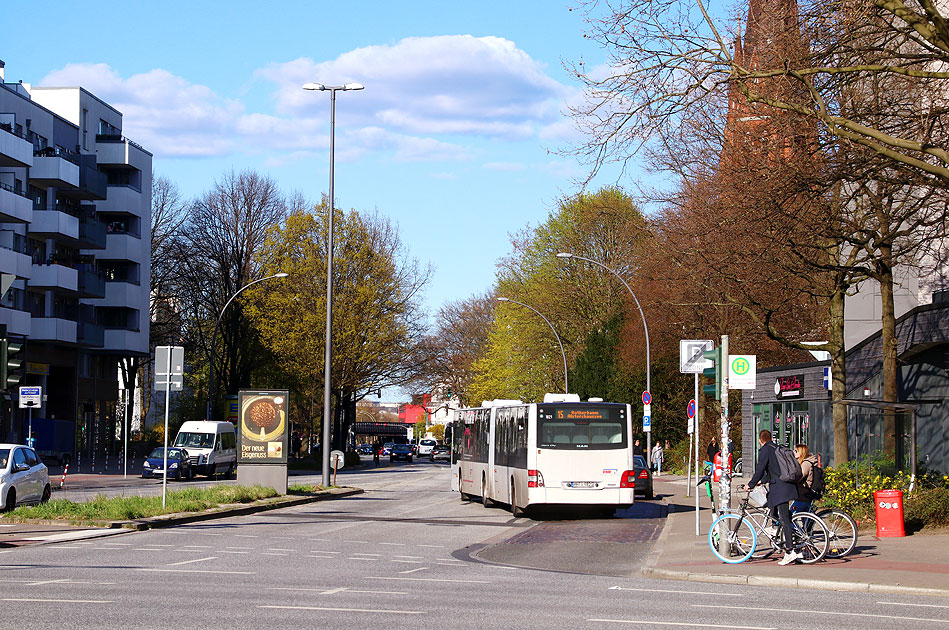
<box><xmin>718</xmin><ymin>335</ymin><xmax>731</xmax><ymax>530</ymax></box>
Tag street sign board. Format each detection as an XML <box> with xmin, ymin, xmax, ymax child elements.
<box><xmin>728</xmin><ymin>354</ymin><xmax>757</xmax><ymax>389</ymax></box>
<box><xmin>687</xmin><ymin>399</ymin><xmax>696</xmax><ymax>419</ymax></box>
<box><xmin>642</xmin><ymin>391</ymin><xmax>651</xmax><ymax>405</ymax></box>
<box><xmin>18</xmin><ymin>386</ymin><xmax>41</xmax><ymax>408</ymax></box>
<box><xmin>330</xmin><ymin>450</ymin><xmax>345</xmax><ymax>469</ymax></box>
<box><xmin>679</xmin><ymin>340</ymin><xmax>714</xmax><ymax>373</ymax></box>
<box><xmin>155</xmin><ymin>345</ymin><xmax>184</xmax><ymax>391</ymax></box>
<box><xmin>644</xmin><ymin>403</ymin><xmax>652</xmax><ymax>417</ymax></box>
<box><xmin>643</xmin><ymin>415</ymin><xmax>651</xmax><ymax>432</ymax></box>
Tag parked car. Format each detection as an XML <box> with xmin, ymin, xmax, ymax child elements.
<box><xmin>141</xmin><ymin>447</ymin><xmax>193</xmax><ymax>481</ymax></box>
<box><xmin>0</xmin><ymin>444</ymin><xmax>51</xmax><ymax>511</ymax></box>
<box><xmin>430</xmin><ymin>444</ymin><xmax>450</xmax><ymax>462</ymax></box>
<box><xmin>390</xmin><ymin>443</ymin><xmax>414</xmax><ymax>463</ymax></box>
<box><xmin>356</xmin><ymin>444</ymin><xmax>374</xmax><ymax>456</ymax></box>
<box><xmin>633</xmin><ymin>454</ymin><xmax>654</xmax><ymax>500</ymax></box>
<box><xmin>417</xmin><ymin>438</ymin><xmax>438</xmax><ymax>456</ymax></box>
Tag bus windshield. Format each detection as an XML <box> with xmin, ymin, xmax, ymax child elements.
<box><xmin>537</xmin><ymin>404</ymin><xmax>627</xmax><ymax>450</ymax></box>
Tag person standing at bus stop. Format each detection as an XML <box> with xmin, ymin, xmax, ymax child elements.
<box><xmin>651</xmin><ymin>441</ymin><xmax>664</xmax><ymax>476</ymax></box>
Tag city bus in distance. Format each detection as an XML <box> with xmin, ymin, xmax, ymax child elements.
<box><xmin>450</xmin><ymin>394</ymin><xmax>635</xmax><ymax>515</ymax></box>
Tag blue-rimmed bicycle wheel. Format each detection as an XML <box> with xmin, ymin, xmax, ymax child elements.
<box><xmin>708</xmin><ymin>513</ymin><xmax>756</xmax><ymax>564</ymax></box>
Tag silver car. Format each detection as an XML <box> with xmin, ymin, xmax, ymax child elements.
<box><xmin>0</xmin><ymin>444</ymin><xmax>51</xmax><ymax>510</ymax></box>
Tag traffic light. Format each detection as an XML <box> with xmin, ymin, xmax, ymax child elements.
<box><xmin>702</xmin><ymin>344</ymin><xmax>722</xmax><ymax>400</ymax></box>
<box><xmin>0</xmin><ymin>336</ymin><xmax>23</xmax><ymax>390</ymax></box>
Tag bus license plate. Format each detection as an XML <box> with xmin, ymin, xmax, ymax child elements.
<box><xmin>568</xmin><ymin>481</ymin><xmax>597</xmax><ymax>488</ymax></box>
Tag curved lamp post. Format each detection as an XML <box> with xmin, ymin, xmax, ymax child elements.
<box><xmin>206</xmin><ymin>272</ymin><xmax>289</xmax><ymax>422</ymax></box>
<box><xmin>557</xmin><ymin>252</ymin><xmax>652</xmax><ymax>461</ymax></box>
<box><xmin>303</xmin><ymin>80</ymin><xmax>364</xmax><ymax>487</ymax></box>
<box><xmin>497</xmin><ymin>297</ymin><xmax>569</xmax><ymax>394</ymax></box>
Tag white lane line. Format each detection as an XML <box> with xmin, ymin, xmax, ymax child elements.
<box><xmin>138</xmin><ymin>569</ymin><xmax>253</xmax><ymax>575</ymax></box>
<box><xmin>143</xmin><ymin>544</ymin><xmax>173</xmax><ymax>547</ymax></box>
<box><xmin>27</xmin><ymin>579</ymin><xmax>114</xmax><ymax>586</ymax></box>
<box><xmin>417</xmin><ymin>544</ymin><xmax>444</xmax><ymax>548</ymax></box>
<box><xmin>379</xmin><ymin>542</ymin><xmax>406</xmax><ymax>546</ymax></box>
<box><xmin>610</xmin><ymin>586</ymin><xmax>742</xmax><ymax>597</ymax></box>
<box><xmin>220</xmin><ymin>551</ymin><xmax>250</xmax><ymax>554</ymax></box>
<box><xmin>272</xmin><ymin>536</ymin><xmax>293</xmax><ymax>540</ymax></box>
<box><xmin>259</xmin><ymin>605</ymin><xmax>423</xmax><ymax>615</ymax></box>
<box><xmin>24</xmin><ymin>531</ymin><xmax>116</xmax><ymax>542</ymax></box>
<box><xmin>351</xmin><ymin>553</ymin><xmax>381</xmax><ymax>557</ymax></box>
<box><xmin>267</xmin><ymin>587</ymin><xmax>409</xmax><ymax>595</ymax></box>
<box><xmin>348</xmin><ymin>557</ymin><xmax>375</xmax><ymax>561</ymax></box>
<box><xmin>167</xmin><ymin>556</ymin><xmax>217</xmax><ymax>566</ymax></box>
<box><xmin>226</xmin><ymin>546</ymin><xmax>252</xmax><ymax>550</ymax></box>
<box><xmin>235</xmin><ymin>534</ymin><xmax>258</xmax><ymax>538</ymax></box>
<box><xmin>101</xmin><ymin>542</ymin><xmax>131</xmax><ymax>546</ymax></box>
<box><xmin>344</xmin><ymin>540</ymin><xmax>370</xmax><ymax>544</ymax></box>
<box><xmin>309</xmin><ymin>550</ymin><xmax>340</xmax><ymax>554</ymax></box>
<box><xmin>182</xmin><ymin>545</ymin><xmax>213</xmax><ymax>549</ymax></box>
<box><xmin>436</xmin><ymin>562</ymin><xmax>463</xmax><ymax>566</ymax></box>
<box><xmin>591</xmin><ymin>620</ymin><xmax>774</xmax><ymax>629</ymax></box>
<box><xmin>0</xmin><ymin>597</ymin><xmax>115</xmax><ymax>604</ymax></box>
<box><xmin>134</xmin><ymin>548</ymin><xmax>166</xmax><ymax>552</ymax></box>
<box><xmin>367</xmin><ymin>576</ymin><xmax>489</xmax><ymax>584</ymax></box>
<box><xmin>699</xmin><ymin>605</ymin><xmax>949</xmax><ymax>624</ymax></box>
<box><xmin>261</xmin><ymin>553</ymin><xmax>288</xmax><ymax>556</ymax></box>
<box><xmin>399</xmin><ymin>567</ymin><xmax>428</xmax><ymax>574</ymax></box>
<box><xmin>391</xmin><ymin>560</ymin><xmax>423</xmax><ymax>564</ymax></box>
<box><xmin>266</xmin><ymin>548</ymin><xmax>294</xmax><ymax>552</ymax></box>
<box><xmin>309</xmin><ymin>538</ymin><xmax>329</xmax><ymax>541</ymax></box>
<box><xmin>393</xmin><ymin>555</ymin><xmax>422</xmax><ymax>559</ymax></box>
<box><xmin>0</xmin><ymin>524</ymin><xmax>14</xmax><ymax>528</ymax></box>
<box><xmin>878</xmin><ymin>602</ymin><xmax>949</xmax><ymax>609</ymax></box>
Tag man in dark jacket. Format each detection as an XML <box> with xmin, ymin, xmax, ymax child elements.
<box><xmin>745</xmin><ymin>429</ymin><xmax>801</xmax><ymax>565</ymax></box>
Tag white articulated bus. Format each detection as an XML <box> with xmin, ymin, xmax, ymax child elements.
<box><xmin>451</xmin><ymin>394</ymin><xmax>635</xmax><ymax>515</ymax></box>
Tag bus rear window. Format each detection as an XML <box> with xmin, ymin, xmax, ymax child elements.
<box><xmin>537</xmin><ymin>404</ymin><xmax>627</xmax><ymax>450</ymax></box>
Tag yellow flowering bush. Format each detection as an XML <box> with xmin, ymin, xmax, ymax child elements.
<box><xmin>820</xmin><ymin>463</ymin><xmax>949</xmax><ymax>522</ymax></box>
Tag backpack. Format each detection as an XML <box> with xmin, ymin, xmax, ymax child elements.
<box><xmin>808</xmin><ymin>464</ymin><xmax>826</xmax><ymax>500</ymax></box>
<box><xmin>774</xmin><ymin>444</ymin><xmax>803</xmax><ymax>483</ymax></box>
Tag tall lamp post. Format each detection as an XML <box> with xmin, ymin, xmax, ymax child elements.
<box><xmin>206</xmin><ymin>272</ymin><xmax>289</xmax><ymax>422</ymax></box>
<box><xmin>557</xmin><ymin>252</ymin><xmax>652</xmax><ymax>462</ymax></box>
<box><xmin>497</xmin><ymin>297</ymin><xmax>569</xmax><ymax>394</ymax></box>
<box><xmin>303</xmin><ymin>81</ymin><xmax>364</xmax><ymax>487</ymax></box>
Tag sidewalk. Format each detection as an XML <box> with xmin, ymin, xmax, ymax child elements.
<box><xmin>644</xmin><ymin>474</ymin><xmax>949</xmax><ymax>596</ymax></box>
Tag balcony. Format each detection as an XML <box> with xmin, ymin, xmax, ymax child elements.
<box><xmin>101</xmin><ymin>232</ymin><xmax>144</xmax><ymax>262</ymax></box>
<box><xmin>0</xmin><ymin>182</ymin><xmax>31</xmax><ymax>223</ymax></box>
<box><xmin>30</xmin><ymin>209</ymin><xmax>80</xmax><ymax>241</ymax></box>
<box><xmin>79</xmin><ymin>214</ymin><xmax>107</xmax><ymax>249</ymax></box>
<box><xmin>0</xmin><ymin>306</ymin><xmax>30</xmax><ymax>336</ymax></box>
<box><xmin>30</xmin><ymin>149</ymin><xmax>80</xmax><ymax>189</ymax></box>
<box><xmin>78</xmin><ymin>268</ymin><xmax>106</xmax><ymax>298</ymax></box>
<box><xmin>103</xmin><ymin>327</ymin><xmax>146</xmax><ymax>354</ymax></box>
<box><xmin>97</xmin><ymin>184</ymin><xmax>144</xmax><ymax>216</ymax></box>
<box><xmin>31</xmin><ymin>317</ymin><xmax>77</xmax><ymax>344</ymax></box>
<box><xmin>0</xmin><ymin>124</ymin><xmax>32</xmax><ymax>167</ymax></box>
<box><xmin>61</xmin><ymin>156</ymin><xmax>107</xmax><ymax>201</ymax></box>
<box><xmin>0</xmin><ymin>245</ymin><xmax>32</xmax><ymax>279</ymax></box>
<box><xmin>97</xmin><ymin>280</ymin><xmax>143</xmax><ymax>308</ymax></box>
<box><xmin>77</xmin><ymin>320</ymin><xmax>104</xmax><ymax>347</ymax></box>
<box><xmin>95</xmin><ymin>135</ymin><xmax>152</xmax><ymax>171</ymax></box>
<box><xmin>29</xmin><ymin>263</ymin><xmax>79</xmax><ymax>294</ymax></box>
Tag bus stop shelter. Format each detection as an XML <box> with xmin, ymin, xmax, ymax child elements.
<box><xmin>839</xmin><ymin>399</ymin><xmax>918</xmax><ymax>487</ymax></box>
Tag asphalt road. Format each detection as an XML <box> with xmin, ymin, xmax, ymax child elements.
<box><xmin>1</xmin><ymin>459</ymin><xmax>947</xmax><ymax>629</ymax></box>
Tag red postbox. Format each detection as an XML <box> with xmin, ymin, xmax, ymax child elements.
<box><xmin>874</xmin><ymin>489</ymin><xmax>905</xmax><ymax>537</ymax></box>
<box><xmin>712</xmin><ymin>452</ymin><xmax>731</xmax><ymax>482</ymax></box>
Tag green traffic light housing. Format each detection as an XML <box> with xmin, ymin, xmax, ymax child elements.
<box><xmin>702</xmin><ymin>344</ymin><xmax>722</xmax><ymax>400</ymax></box>
<box><xmin>0</xmin><ymin>338</ymin><xmax>24</xmax><ymax>390</ymax></box>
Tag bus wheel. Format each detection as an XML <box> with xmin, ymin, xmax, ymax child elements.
<box><xmin>482</xmin><ymin>477</ymin><xmax>493</xmax><ymax>508</ymax></box>
<box><xmin>510</xmin><ymin>482</ymin><xmax>521</xmax><ymax>518</ymax></box>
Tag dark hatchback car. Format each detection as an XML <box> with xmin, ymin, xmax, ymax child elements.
<box><xmin>142</xmin><ymin>447</ymin><xmax>193</xmax><ymax>480</ymax></box>
<box><xmin>633</xmin><ymin>454</ymin><xmax>654</xmax><ymax>500</ymax></box>
<box><xmin>389</xmin><ymin>443</ymin><xmax>414</xmax><ymax>463</ymax></box>
<box><xmin>430</xmin><ymin>444</ymin><xmax>450</xmax><ymax>462</ymax></box>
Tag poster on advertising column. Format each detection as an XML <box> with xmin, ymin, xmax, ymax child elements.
<box><xmin>238</xmin><ymin>389</ymin><xmax>289</xmax><ymax>464</ymax></box>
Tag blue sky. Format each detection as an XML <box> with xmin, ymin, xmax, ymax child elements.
<box><xmin>3</xmin><ymin>0</ymin><xmax>641</xmax><ymax>315</ymax></box>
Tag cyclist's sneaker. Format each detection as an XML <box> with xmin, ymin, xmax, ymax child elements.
<box><xmin>764</xmin><ymin>525</ymin><xmax>778</xmax><ymax>538</ymax></box>
<box><xmin>777</xmin><ymin>550</ymin><xmax>803</xmax><ymax>565</ymax></box>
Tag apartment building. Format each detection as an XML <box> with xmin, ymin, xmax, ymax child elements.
<box><xmin>0</xmin><ymin>59</ymin><xmax>150</xmax><ymax>467</ymax></box>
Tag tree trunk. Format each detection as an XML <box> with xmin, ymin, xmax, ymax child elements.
<box><xmin>829</xmin><ymin>287</ymin><xmax>850</xmax><ymax>466</ymax></box>
<box><xmin>878</xmin><ymin>247</ymin><xmax>899</xmax><ymax>462</ymax></box>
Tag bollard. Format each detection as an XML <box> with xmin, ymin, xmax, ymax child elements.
<box><xmin>60</xmin><ymin>464</ymin><xmax>68</xmax><ymax>490</ymax></box>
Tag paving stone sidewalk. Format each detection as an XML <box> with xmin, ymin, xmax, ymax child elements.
<box><xmin>644</xmin><ymin>474</ymin><xmax>949</xmax><ymax>596</ymax></box>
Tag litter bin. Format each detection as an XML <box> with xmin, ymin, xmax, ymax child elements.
<box><xmin>874</xmin><ymin>489</ymin><xmax>905</xmax><ymax>537</ymax></box>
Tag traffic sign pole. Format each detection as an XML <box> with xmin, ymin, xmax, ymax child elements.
<box><xmin>694</xmin><ymin>373</ymin><xmax>700</xmax><ymax>534</ymax></box>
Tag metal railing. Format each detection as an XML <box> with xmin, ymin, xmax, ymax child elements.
<box><xmin>0</xmin><ymin>180</ymin><xmax>29</xmax><ymax>198</ymax></box>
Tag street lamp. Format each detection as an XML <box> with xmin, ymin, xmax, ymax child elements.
<box><xmin>557</xmin><ymin>252</ymin><xmax>652</xmax><ymax>460</ymax></box>
<box><xmin>206</xmin><ymin>272</ymin><xmax>289</xmax><ymax>422</ymax></box>
<box><xmin>497</xmin><ymin>297</ymin><xmax>569</xmax><ymax>394</ymax></box>
<box><xmin>303</xmin><ymin>80</ymin><xmax>364</xmax><ymax>487</ymax></box>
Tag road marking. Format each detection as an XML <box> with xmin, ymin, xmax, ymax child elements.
<box><xmin>393</xmin><ymin>555</ymin><xmax>422</xmax><ymax>559</ymax></box>
<box><xmin>417</xmin><ymin>544</ymin><xmax>444</xmax><ymax>548</ymax></box>
<box><xmin>101</xmin><ymin>542</ymin><xmax>131</xmax><ymax>546</ymax></box>
<box><xmin>220</xmin><ymin>551</ymin><xmax>250</xmax><ymax>554</ymax></box>
<box><xmin>226</xmin><ymin>546</ymin><xmax>252</xmax><ymax>550</ymax></box>
<box><xmin>309</xmin><ymin>550</ymin><xmax>340</xmax><ymax>554</ymax></box>
<box><xmin>272</xmin><ymin>536</ymin><xmax>293</xmax><ymax>540</ymax></box>
<box><xmin>609</xmin><ymin>586</ymin><xmax>742</xmax><ymax>597</ymax></box>
<box><xmin>344</xmin><ymin>540</ymin><xmax>370</xmax><ymax>544</ymax></box>
<box><xmin>391</xmin><ymin>560</ymin><xmax>423</xmax><ymax>564</ymax></box>
<box><xmin>261</xmin><ymin>552</ymin><xmax>288</xmax><ymax>556</ymax></box>
<box><xmin>182</xmin><ymin>545</ymin><xmax>213</xmax><ymax>549</ymax></box>
<box><xmin>134</xmin><ymin>548</ymin><xmax>166</xmax><ymax>552</ymax></box>
<box><xmin>368</xmin><ymin>576</ymin><xmax>490</xmax><ymax>584</ymax></box>
<box><xmin>138</xmin><ymin>569</ymin><xmax>254</xmax><ymax>575</ymax></box>
<box><xmin>348</xmin><ymin>557</ymin><xmax>375</xmax><ymax>561</ymax></box>
<box><xmin>436</xmin><ymin>562</ymin><xmax>464</xmax><ymax>566</ymax></box>
<box><xmin>267</xmin><ymin>548</ymin><xmax>294</xmax><ymax>552</ymax></box>
<box><xmin>235</xmin><ymin>534</ymin><xmax>258</xmax><ymax>538</ymax></box>
<box><xmin>309</xmin><ymin>538</ymin><xmax>329</xmax><ymax>541</ymax></box>
<box><xmin>399</xmin><ymin>567</ymin><xmax>428</xmax><ymax>574</ymax></box>
<box><xmin>259</xmin><ymin>605</ymin><xmax>424</xmax><ymax>615</ymax></box>
<box><xmin>878</xmin><ymin>602</ymin><xmax>949</xmax><ymax>609</ymax></box>
<box><xmin>167</xmin><ymin>556</ymin><xmax>217</xmax><ymax>566</ymax></box>
<box><xmin>268</xmin><ymin>587</ymin><xmax>409</xmax><ymax>595</ymax></box>
<box><xmin>0</xmin><ymin>597</ymin><xmax>115</xmax><ymax>604</ymax></box>
<box><xmin>27</xmin><ymin>579</ymin><xmax>115</xmax><ymax>586</ymax></box>
<box><xmin>591</xmin><ymin>620</ymin><xmax>774</xmax><ymax>629</ymax></box>
<box><xmin>379</xmin><ymin>542</ymin><xmax>406</xmax><ymax>546</ymax></box>
<box><xmin>24</xmin><ymin>530</ymin><xmax>119</xmax><ymax>542</ymax></box>
<box><xmin>351</xmin><ymin>552</ymin><xmax>381</xmax><ymax>557</ymax></box>
<box><xmin>699</xmin><ymin>605</ymin><xmax>949</xmax><ymax>624</ymax></box>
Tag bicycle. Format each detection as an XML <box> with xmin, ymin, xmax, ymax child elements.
<box><xmin>707</xmin><ymin>487</ymin><xmax>829</xmax><ymax>565</ymax></box>
<box><xmin>814</xmin><ymin>506</ymin><xmax>859</xmax><ymax>558</ymax></box>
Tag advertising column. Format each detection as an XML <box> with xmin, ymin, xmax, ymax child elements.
<box><xmin>236</xmin><ymin>389</ymin><xmax>289</xmax><ymax>494</ymax></box>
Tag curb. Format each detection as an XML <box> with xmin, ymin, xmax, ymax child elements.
<box><xmin>642</xmin><ymin>502</ymin><xmax>949</xmax><ymax>598</ymax></box>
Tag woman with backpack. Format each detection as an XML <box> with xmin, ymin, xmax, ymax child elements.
<box><xmin>792</xmin><ymin>444</ymin><xmax>820</xmax><ymax>513</ymax></box>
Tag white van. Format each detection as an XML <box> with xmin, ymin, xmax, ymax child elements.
<box><xmin>173</xmin><ymin>421</ymin><xmax>237</xmax><ymax>478</ymax></box>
